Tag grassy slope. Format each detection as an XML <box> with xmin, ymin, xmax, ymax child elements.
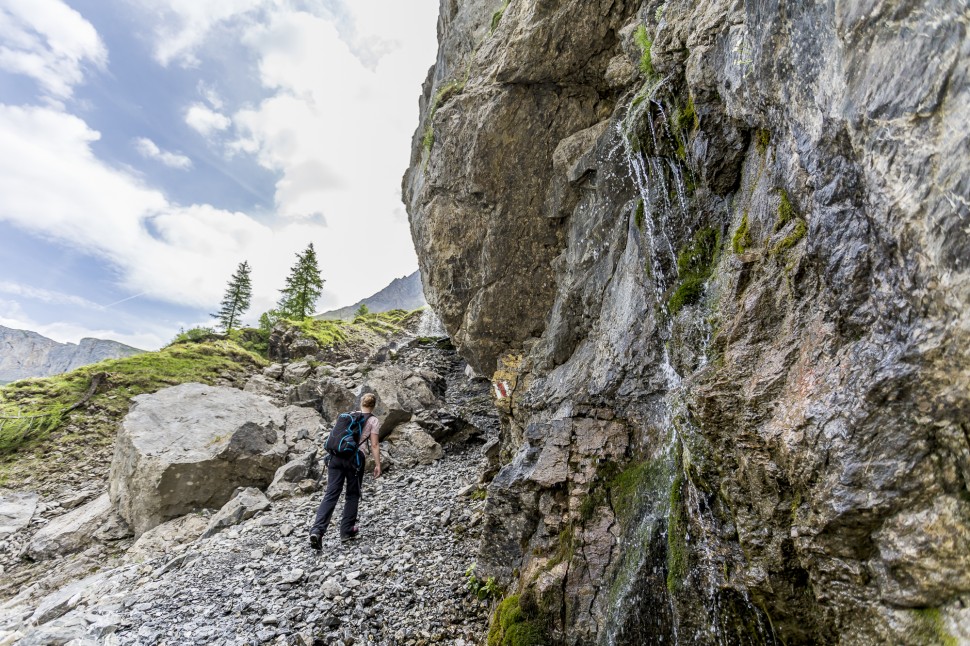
<box><xmin>0</xmin><ymin>308</ymin><xmax>427</xmax><ymax>492</ymax></box>
<box><xmin>0</xmin><ymin>340</ymin><xmax>266</xmax><ymax>491</ymax></box>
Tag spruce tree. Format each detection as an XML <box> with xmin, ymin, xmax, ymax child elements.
<box><xmin>212</xmin><ymin>261</ymin><xmax>253</xmax><ymax>333</ymax></box>
<box><xmin>277</xmin><ymin>243</ymin><xmax>324</xmax><ymax>320</ymax></box>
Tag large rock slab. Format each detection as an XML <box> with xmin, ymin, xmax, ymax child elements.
<box><xmin>26</xmin><ymin>493</ymin><xmax>114</xmax><ymax>560</ymax></box>
<box><xmin>0</xmin><ymin>491</ymin><xmax>38</xmax><ymax>538</ymax></box>
<box><xmin>109</xmin><ymin>383</ymin><xmax>286</xmax><ymax>537</ymax></box>
<box><xmin>282</xmin><ymin>406</ymin><xmax>323</xmax><ymax>456</ymax></box>
<box><xmin>360</xmin><ymin>365</ymin><xmax>445</xmax><ymax>438</ymax></box>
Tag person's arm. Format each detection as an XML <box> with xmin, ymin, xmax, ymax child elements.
<box><xmin>370</xmin><ymin>430</ymin><xmax>381</xmax><ymax>478</ymax></box>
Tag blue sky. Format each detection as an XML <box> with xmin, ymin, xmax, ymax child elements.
<box><xmin>0</xmin><ymin>0</ymin><xmax>438</xmax><ymax>349</ymax></box>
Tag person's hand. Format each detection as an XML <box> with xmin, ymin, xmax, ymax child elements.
<box><xmin>374</xmin><ymin>465</ymin><xmax>381</xmax><ymax>479</ymax></box>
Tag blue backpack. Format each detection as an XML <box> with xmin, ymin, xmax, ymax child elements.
<box><xmin>324</xmin><ymin>411</ymin><xmax>373</xmax><ymax>467</ymax></box>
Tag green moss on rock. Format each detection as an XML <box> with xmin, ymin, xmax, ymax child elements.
<box><xmin>732</xmin><ymin>212</ymin><xmax>752</xmax><ymax>254</ymax></box>
<box><xmin>666</xmin><ymin>469</ymin><xmax>688</xmax><ymax>593</ymax></box>
<box><xmin>487</xmin><ymin>594</ymin><xmax>547</xmax><ymax>646</ymax></box>
<box><xmin>755</xmin><ymin>129</ymin><xmax>770</xmax><ymax>154</ymax></box>
<box><xmin>634</xmin><ymin>199</ymin><xmax>645</xmax><ymax>230</ymax></box>
<box><xmin>775</xmin><ymin>189</ymin><xmax>795</xmax><ymax>231</ymax></box>
<box><xmin>669</xmin><ymin>227</ymin><xmax>720</xmax><ymax>315</ymax></box>
<box><xmin>770</xmin><ymin>218</ymin><xmax>807</xmax><ymax>257</ymax></box>
<box><xmin>910</xmin><ymin>608</ymin><xmax>958</xmax><ymax>646</ymax></box>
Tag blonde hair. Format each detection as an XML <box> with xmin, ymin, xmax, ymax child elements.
<box><xmin>361</xmin><ymin>393</ymin><xmax>377</xmax><ymax>410</ymax></box>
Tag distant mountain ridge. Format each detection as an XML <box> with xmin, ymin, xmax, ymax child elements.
<box><xmin>0</xmin><ymin>326</ymin><xmax>144</xmax><ymax>384</ymax></box>
<box><xmin>316</xmin><ymin>270</ymin><xmax>427</xmax><ymax>320</ymax></box>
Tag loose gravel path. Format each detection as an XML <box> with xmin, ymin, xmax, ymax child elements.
<box><xmin>111</xmin><ymin>440</ymin><xmax>491</xmax><ymax>646</ymax></box>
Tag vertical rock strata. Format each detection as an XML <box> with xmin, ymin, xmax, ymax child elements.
<box><xmin>405</xmin><ymin>1</ymin><xmax>970</xmax><ymax>644</ymax></box>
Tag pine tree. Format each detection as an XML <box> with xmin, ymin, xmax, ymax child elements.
<box><xmin>277</xmin><ymin>244</ymin><xmax>324</xmax><ymax>320</ymax></box>
<box><xmin>212</xmin><ymin>261</ymin><xmax>253</xmax><ymax>333</ymax></box>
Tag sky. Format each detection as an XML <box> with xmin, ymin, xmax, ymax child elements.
<box><xmin>0</xmin><ymin>0</ymin><xmax>439</xmax><ymax>350</ymax></box>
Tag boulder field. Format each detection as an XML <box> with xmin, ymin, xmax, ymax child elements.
<box><xmin>0</xmin><ymin>331</ymin><xmax>500</xmax><ymax>645</ymax></box>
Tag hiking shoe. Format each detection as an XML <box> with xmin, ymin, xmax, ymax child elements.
<box><xmin>340</xmin><ymin>527</ymin><xmax>359</xmax><ymax>542</ymax></box>
<box><xmin>308</xmin><ymin>533</ymin><xmax>322</xmax><ymax>550</ymax></box>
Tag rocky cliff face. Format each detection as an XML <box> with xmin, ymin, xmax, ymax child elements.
<box><xmin>405</xmin><ymin>1</ymin><xmax>970</xmax><ymax>644</ymax></box>
<box><xmin>0</xmin><ymin>326</ymin><xmax>143</xmax><ymax>383</ymax></box>
<box><xmin>315</xmin><ymin>270</ymin><xmax>428</xmax><ymax>320</ymax></box>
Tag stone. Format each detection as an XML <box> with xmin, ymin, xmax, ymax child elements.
<box><xmin>282</xmin><ymin>406</ymin><xmax>324</xmax><ymax>456</ymax></box>
<box><xmin>127</xmin><ymin>513</ymin><xmax>209</xmax><ymax>562</ymax></box>
<box><xmin>109</xmin><ymin>383</ymin><xmax>287</xmax><ymax>536</ymax></box>
<box><xmin>26</xmin><ymin>493</ymin><xmax>113</xmax><ymax>560</ymax></box>
<box><xmin>402</xmin><ymin>0</ymin><xmax>970</xmax><ymax>642</ymax></box>
<box><xmin>30</xmin><ymin>571</ymin><xmax>106</xmax><ymax>625</ymax></box>
<box><xmin>359</xmin><ymin>365</ymin><xmax>445</xmax><ymax>438</ymax></box>
<box><xmin>243</xmin><ymin>374</ymin><xmax>286</xmax><ymax>399</ymax></box>
<box><xmin>381</xmin><ymin>423</ymin><xmax>443</xmax><ymax>469</ymax></box>
<box><xmin>266</xmin><ymin>451</ymin><xmax>317</xmax><ymax>501</ymax></box>
<box><xmin>201</xmin><ymin>487</ymin><xmax>271</xmax><ymax>538</ymax></box>
<box><xmin>283</xmin><ymin>362</ymin><xmax>313</xmax><ymax>384</ymax></box>
<box><xmin>263</xmin><ymin>364</ymin><xmax>284</xmax><ymax>379</ymax></box>
<box><xmin>286</xmin><ymin>377</ymin><xmax>355</xmax><ymax>422</ymax></box>
<box><xmin>0</xmin><ymin>490</ymin><xmax>38</xmax><ymax>538</ymax></box>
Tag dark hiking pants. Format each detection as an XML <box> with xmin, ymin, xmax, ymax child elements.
<box><xmin>310</xmin><ymin>455</ymin><xmax>364</xmax><ymax>537</ymax></box>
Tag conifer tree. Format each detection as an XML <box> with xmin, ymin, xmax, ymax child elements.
<box><xmin>277</xmin><ymin>244</ymin><xmax>324</xmax><ymax>320</ymax></box>
<box><xmin>212</xmin><ymin>261</ymin><xmax>253</xmax><ymax>333</ymax></box>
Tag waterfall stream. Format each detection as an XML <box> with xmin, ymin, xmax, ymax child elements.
<box><xmin>602</xmin><ymin>73</ymin><xmax>774</xmax><ymax>645</ymax></box>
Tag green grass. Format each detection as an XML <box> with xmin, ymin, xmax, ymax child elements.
<box><xmin>423</xmin><ymin>74</ymin><xmax>469</xmax><ymax>153</ymax></box>
<box><xmin>669</xmin><ymin>227</ymin><xmax>720</xmax><ymax>315</ymax></box>
<box><xmin>0</xmin><ymin>340</ymin><xmax>266</xmax><ymax>480</ymax></box>
<box><xmin>634</xmin><ymin>25</ymin><xmax>654</xmax><ymax>77</ymax></box>
<box><xmin>290</xmin><ymin>317</ymin><xmax>348</xmax><ymax>347</ymax></box>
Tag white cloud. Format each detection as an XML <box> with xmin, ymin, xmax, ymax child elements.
<box><xmin>185</xmin><ymin>103</ymin><xmax>231</xmax><ymax>138</ymax></box>
<box><xmin>0</xmin><ymin>0</ymin><xmax>107</xmax><ymax>100</ymax></box>
<box><xmin>134</xmin><ymin>137</ymin><xmax>193</xmax><ymax>170</ymax></box>
<box><xmin>125</xmin><ymin>0</ymin><xmax>267</xmax><ymax>67</ymax></box>
<box><xmin>0</xmin><ymin>103</ymin><xmax>389</xmax><ymax>321</ymax></box>
<box><xmin>0</xmin><ymin>281</ymin><xmax>101</xmax><ymax>309</ymax></box>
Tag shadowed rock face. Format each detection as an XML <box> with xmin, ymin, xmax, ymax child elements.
<box><xmin>405</xmin><ymin>0</ymin><xmax>970</xmax><ymax>643</ymax></box>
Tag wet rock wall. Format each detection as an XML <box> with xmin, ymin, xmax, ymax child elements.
<box><xmin>405</xmin><ymin>1</ymin><xmax>970</xmax><ymax>644</ymax></box>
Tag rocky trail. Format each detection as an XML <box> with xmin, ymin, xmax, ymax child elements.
<box><xmin>0</xmin><ymin>327</ymin><xmax>500</xmax><ymax>645</ymax></box>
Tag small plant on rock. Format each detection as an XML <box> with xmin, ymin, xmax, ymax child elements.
<box><xmin>466</xmin><ymin>563</ymin><xmax>502</xmax><ymax>600</ymax></box>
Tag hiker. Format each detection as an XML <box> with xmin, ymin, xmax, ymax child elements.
<box><xmin>309</xmin><ymin>392</ymin><xmax>382</xmax><ymax>548</ymax></box>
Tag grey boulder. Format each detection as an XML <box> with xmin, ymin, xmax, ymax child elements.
<box><xmin>286</xmin><ymin>377</ymin><xmax>355</xmax><ymax>422</ymax></box>
<box><xmin>26</xmin><ymin>493</ymin><xmax>114</xmax><ymax>560</ymax></box>
<box><xmin>109</xmin><ymin>383</ymin><xmax>286</xmax><ymax>537</ymax></box>
<box><xmin>266</xmin><ymin>451</ymin><xmax>318</xmax><ymax>501</ymax></box>
<box><xmin>127</xmin><ymin>513</ymin><xmax>209</xmax><ymax>562</ymax></box>
<box><xmin>381</xmin><ymin>423</ymin><xmax>443</xmax><ymax>469</ymax></box>
<box><xmin>0</xmin><ymin>490</ymin><xmax>38</xmax><ymax>538</ymax></box>
<box><xmin>201</xmin><ymin>487</ymin><xmax>271</xmax><ymax>538</ymax></box>
<box><xmin>360</xmin><ymin>365</ymin><xmax>445</xmax><ymax>438</ymax></box>
<box><xmin>282</xmin><ymin>406</ymin><xmax>324</xmax><ymax>456</ymax></box>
